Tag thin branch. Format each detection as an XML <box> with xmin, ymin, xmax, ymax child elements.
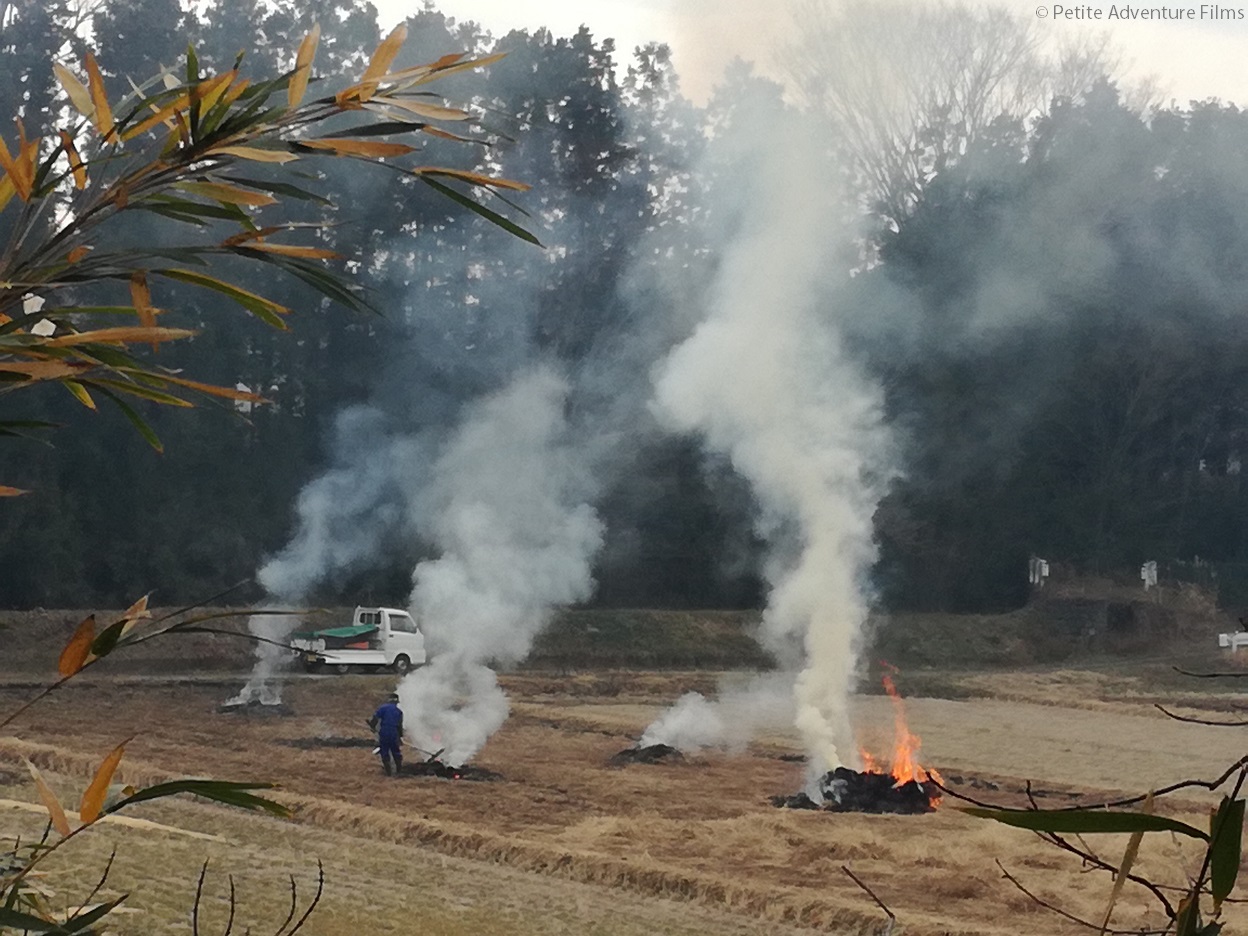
<box><xmin>73</xmin><ymin>847</ymin><xmax>116</xmax><ymax>918</ymax></box>
<box><xmin>193</xmin><ymin>860</ymin><xmax>209</xmax><ymax>936</ymax></box>
<box><xmin>1155</xmin><ymin>704</ymin><xmax>1248</xmax><ymax>728</ymax></box>
<box><xmin>994</xmin><ymin>860</ymin><xmax>1171</xmax><ymax>935</ymax></box>
<box><xmin>841</xmin><ymin>865</ymin><xmax>895</xmax><ymax>935</ymax></box>
<box><xmin>277</xmin><ymin>861</ymin><xmax>324</xmax><ymax>936</ymax></box>
<box><xmin>1173</xmin><ymin>666</ymin><xmax>1248</xmax><ymax>679</ymax></box>
<box><xmin>222</xmin><ymin>875</ymin><xmax>236</xmax><ymax>936</ymax></box>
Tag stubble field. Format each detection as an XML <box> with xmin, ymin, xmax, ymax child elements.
<box><xmin>1</xmin><ymin>633</ymin><xmax>1245</xmax><ymax>934</ymax></box>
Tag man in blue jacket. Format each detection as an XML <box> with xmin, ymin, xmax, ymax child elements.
<box><xmin>368</xmin><ymin>692</ymin><xmax>404</xmax><ymax>776</ymax></box>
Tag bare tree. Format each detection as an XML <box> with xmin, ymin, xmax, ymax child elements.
<box><xmin>781</xmin><ymin>0</ymin><xmax>1123</xmax><ymax>229</ymax></box>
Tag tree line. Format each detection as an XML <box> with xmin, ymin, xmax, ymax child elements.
<box><xmin>3</xmin><ymin>0</ymin><xmax>1247</xmax><ymax>613</ymax></box>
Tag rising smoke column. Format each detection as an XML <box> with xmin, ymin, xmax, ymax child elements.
<box><xmin>229</xmin><ymin>408</ymin><xmax>428</xmax><ymax>704</ymax></box>
<box><xmin>397</xmin><ymin>366</ymin><xmax>603</xmax><ymax>765</ymax></box>
<box><xmin>645</xmin><ymin>111</ymin><xmax>895</xmax><ymax>775</ymax></box>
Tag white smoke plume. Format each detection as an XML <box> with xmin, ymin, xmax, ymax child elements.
<box><xmin>397</xmin><ymin>366</ymin><xmax>603</xmax><ymax>765</ymax></box>
<box><xmin>639</xmin><ymin>673</ymin><xmax>794</xmax><ymax>753</ymax></box>
<box><xmin>229</xmin><ymin>407</ymin><xmax>427</xmax><ymax>704</ymax></box>
<box><xmin>646</xmin><ymin>109</ymin><xmax>895</xmax><ymax>775</ymax></box>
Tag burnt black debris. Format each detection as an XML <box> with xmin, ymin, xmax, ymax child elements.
<box><xmin>773</xmin><ymin>767</ymin><xmax>940</xmax><ymax>814</ymax></box>
<box><xmin>398</xmin><ymin>760</ymin><xmax>502</xmax><ymax>782</ymax></box>
<box><xmin>215</xmin><ymin>700</ymin><xmax>294</xmax><ymax>717</ymax></box>
<box><xmin>608</xmin><ymin>743</ymin><xmax>685</xmax><ymax>766</ymax></box>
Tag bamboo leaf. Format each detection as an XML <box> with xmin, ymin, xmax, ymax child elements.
<box><xmin>412</xmin><ymin>166</ymin><xmax>530</xmax><ymax>191</ymax></box>
<box><xmin>25</xmin><ymin>759</ymin><xmax>71</xmax><ymax>837</ymax></box>
<box><xmin>289</xmin><ymin>25</ymin><xmax>320</xmax><ymax>108</ymax></box>
<box><xmin>94</xmin><ymin>386</ymin><xmax>164</xmax><ymax>452</ymax></box>
<box><xmin>89</xmin><ymin>377</ymin><xmax>194</xmax><ymax>407</ymax></box>
<box><xmin>129</xmin><ymin>272</ymin><xmax>156</xmax><ymax>331</ymax></box>
<box><xmin>961</xmin><ymin>806</ymin><xmax>1210</xmax><ymax>840</ymax></box>
<box><xmin>157</xmin><ymin>268</ymin><xmax>290</xmax><ymax>327</ymax></box>
<box><xmin>58</xmin><ymin>614</ymin><xmax>96</xmax><ymax>677</ymax></box>
<box><xmin>109</xmin><ymin>779</ymin><xmax>290</xmax><ymax>817</ymax></box>
<box><xmin>80</xmin><ymin>741</ymin><xmax>127</xmax><ymax>823</ymax></box>
<box><xmin>119</xmin><ymin>93</ymin><xmax>190</xmax><ymax>141</ymax></box>
<box><xmin>84</xmin><ymin>53</ymin><xmax>116</xmax><ymax>142</ymax></box>
<box><xmin>62</xmin><ymin>896</ymin><xmax>128</xmax><ymax>933</ymax></box>
<box><xmin>219</xmin><ymin>176</ymin><xmax>332</xmax><ymax>204</ymax></box>
<box><xmin>0</xmin><ymin>485</ymin><xmax>31</xmax><ymax>496</ymax></box>
<box><xmin>177</xmin><ymin>180</ymin><xmax>277</xmax><ymax>206</ymax></box>
<box><xmin>418</xmin><ymin>176</ymin><xmax>542</xmax><ymax>246</ymax></box>
<box><xmin>1100</xmin><ymin>791</ymin><xmax>1151</xmax><ymax>934</ymax></box>
<box><xmin>151</xmin><ymin>373</ymin><xmax>266</xmax><ymax>402</ymax></box>
<box><xmin>1210</xmin><ymin>796</ymin><xmax>1245</xmax><ymax>912</ymax></box>
<box><xmin>63</xmin><ymin>380</ymin><xmax>97</xmax><ymax>410</ymax></box>
<box><xmin>298</xmin><ymin>138</ymin><xmax>415</xmax><ymax>158</ymax></box>
<box><xmin>319</xmin><ymin>120</ymin><xmax>427</xmax><ymax>139</ymax></box>
<box><xmin>372</xmin><ymin>96</ymin><xmax>469</xmax><ymax>121</ymax></box>
<box><xmin>210</xmin><ymin>145</ymin><xmax>299</xmax><ymax>164</ymax></box>
<box><xmin>240</xmin><ymin>242</ymin><xmax>339</xmax><ymax>260</ymax></box>
<box><xmin>359</xmin><ymin>24</ymin><xmax>408</xmax><ymax>101</ymax></box>
<box><xmin>0</xmin><ymin>133</ymin><xmax>31</xmax><ymax>200</ymax></box>
<box><xmin>54</xmin><ymin>62</ymin><xmax>95</xmax><ymax>119</ymax></box>
<box><xmin>44</xmin><ymin>327</ymin><xmax>196</xmax><ymax>348</ymax></box>
<box><xmin>57</xmin><ymin>130</ymin><xmax>87</xmax><ymax>189</ymax></box>
<box><xmin>0</xmin><ymin>907</ymin><xmax>71</xmax><ymax>932</ymax></box>
<box><xmin>409</xmin><ymin>51</ymin><xmax>507</xmax><ymax>86</ymax></box>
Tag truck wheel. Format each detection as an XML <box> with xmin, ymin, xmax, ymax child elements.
<box><xmin>392</xmin><ymin>655</ymin><xmax>411</xmax><ymax>675</ymax></box>
<box><xmin>334</xmin><ymin>663</ymin><xmax>351</xmax><ymax>675</ymax></box>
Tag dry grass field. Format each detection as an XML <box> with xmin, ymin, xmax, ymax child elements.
<box><xmin>1</xmin><ymin>653</ymin><xmax>1245</xmax><ymax>936</ymax></box>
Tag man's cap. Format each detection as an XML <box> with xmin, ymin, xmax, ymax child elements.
<box><xmin>388</xmin><ymin>692</ymin><xmax>400</xmax><ymax>703</ymax></box>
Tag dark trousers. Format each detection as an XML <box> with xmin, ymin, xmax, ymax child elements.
<box><xmin>378</xmin><ymin>733</ymin><xmax>402</xmax><ymax>774</ymax></box>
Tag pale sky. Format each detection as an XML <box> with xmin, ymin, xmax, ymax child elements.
<box><xmin>372</xmin><ymin>0</ymin><xmax>1248</xmax><ymax>108</ymax></box>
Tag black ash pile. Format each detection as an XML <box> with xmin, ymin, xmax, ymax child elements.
<box><xmin>215</xmin><ymin>699</ymin><xmax>294</xmax><ymax>717</ymax></box>
<box><xmin>608</xmin><ymin>743</ymin><xmax>685</xmax><ymax>766</ymax></box>
<box><xmin>773</xmin><ymin>767</ymin><xmax>940</xmax><ymax>815</ymax></box>
<box><xmin>280</xmin><ymin>736</ymin><xmax>375</xmax><ymax>749</ymax></box>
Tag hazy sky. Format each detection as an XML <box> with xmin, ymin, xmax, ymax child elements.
<box><xmin>372</xmin><ymin>0</ymin><xmax>1248</xmax><ymax>107</ymax></box>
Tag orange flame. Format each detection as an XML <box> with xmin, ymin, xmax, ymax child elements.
<box><xmin>858</xmin><ymin>670</ymin><xmax>942</xmax><ymax>790</ymax></box>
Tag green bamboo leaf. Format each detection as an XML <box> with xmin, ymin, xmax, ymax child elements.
<box><xmin>62</xmin><ymin>895</ymin><xmax>128</xmax><ymax>933</ymax></box>
<box><xmin>418</xmin><ymin>176</ymin><xmax>542</xmax><ymax>246</ymax></box>
<box><xmin>89</xmin><ymin>378</ymin><xmax>194</xmax><ymax>408</ymax></box>
<box><xmin>156</xmin><ymin>268</ymin><xmax>289</xmax><ymax>328</ymax></box>
<box><xmin>0</xmin><ymin>908</ymin><xmax>70</xmax><ymax>933</ymax></box>
<box><xmin>1210</xmin><ymin>796</ymin><xmax>1245</xmax><ymax>911</ymax></box>
<box><xmin>92</xmin><ymin>385</ymin><xmax>164</xmax><ymax>452</ymax></box>
<box><xmin>109</xmin><ymin>779</ymin><xmax>290</xmax><ymax>817</ymax></box>
<box><xmin>318</xmin><ymin>121</ymin><xmax>428</xmax><ymax>139</ymax></box>
<box><xmin>90</xmin><ymin>618</ymin><xmax>128</xmax><ymax>658</ymax></box>
<box><xmin>231</xmin><ymin>249</ymin><xmax>377</xmax><ymax>315</ymax></box>
<box><xmin>960</xmin><ymin>806</ymin><xmax>1210</xmax><ymax>840</ymax></box>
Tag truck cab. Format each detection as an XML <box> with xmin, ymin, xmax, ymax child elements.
<box><xmin>290</xmin><ymin>607</ymin><xmax>427</xmax><ymax>674</ymax></box>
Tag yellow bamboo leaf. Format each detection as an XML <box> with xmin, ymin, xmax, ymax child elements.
<box><xmin>412</xmin><ymin>166</ymin><xmax>530</xmax><ymax>191</ymax></box>
<box><xmin>15</xmin><ymin>125</ymin><xmax>40</xmax><ymax>200</ymax></box>
<box><xmin>241</xmin><ymin>242</ymin><xmax>340</xmax><ymax>259</ymax></box>
<box><xmin>80</xmin><ymin>741</ymin><xmax>127</xmax><ymax>824</ymax></box>
<box><xmin>0</xmin><ymin>485</ymin><xmax>30</xmax><ymax>497</ymax></box>
<box><xmin>58</xmin><ymin>614</ymin><xmax>96</xmax><ymax>677</ymax></box>
<box><xmin>210</xmin><ymin>145</ymin><xmax>298</xmax><ymax>164</ymax></box>
<box><xmin>156</xmin><ymin>374</ymin><xmax>267</xmax><ymax>402</ymax></box>
<box><xmin>1101</xmin><ymin>791</ymin><xmax>1151</xmax><ymax>933</ymax></box>
<box><xmin>359</xmin><ymin>24</ymin><xmax>408</xmax><ymax>101</ymax></box>
<box><xmin>54</xmin><ymin>63</ymin><xmax>95</xmax><ymax>119</ymax></box>
<box><xmin>64</xmin><ymin>380</ymin><xmax>97</xmax><ymax>410</ymax></box>
<box><xmin>25</xmin><ymin>759</ymin><xmax>71</xmax><ymax>837</ymax></box>
<box><xmin>220</xmin><ymin>77</ymin><xmax>250</xmax><ymax>109</ymax></box>
<box><xmin>289</xmin><ymin>24</ymin><xmax>320</xmax><ymax>108</ymax></box>
<box><xmin>301</xmin><ymin>138</ymin><xmax>414</xmax><ymax>158</ymax></box>
<box><xmin>84</xmin><ymin>53</ymin><xmax>116</xmax><ymax>142</ymax></box>
<box><xmin>0</xmin><ymin>173</ymin><xmax>14</xmax><ymax>212</ymax></box>
<box><xmin>0</xmin><ymin>360</ymin><xmax>90</xmax><ymax>380</ymax></box>
<box><xmin>120</xmin><ymin>93</ymin><xmax>190</xmax><ymax>142</ymax></box>
<box><xmin>118</xmin><ymin>593</ymin><xmax>151</xmax><ymax>639</ymax></box>
<box><xmin>409</xmin><ymin>51</ymin><xmax>507</xmax><ymax>86</ymax></box>
<box><xmin>130</xmin><ymin>272</ymin><xmax>155</xmax><ymax>330</ymax></box>
<box><xmin>194</xmin><ymin>71</ymin><xmax>235</xmax><ymax>114</ymax></box>
<box><xmin>58</xmin><ymin>130</ymin><xmax>87</xmax><ymax>189</ymax></box>
<box><xmin>66</xmin><ymin>245</ymin><xmax>92</xmax><ymax>263</ymax></box>
<box><xmin>44</xmin><ymin>326</ymin><xmax>195</xmax><ymax>347</ymax></box>
<box><xmin>373</xmin><ymin>97</ymin><xmax>469</xmax><ymax>122</ymax></box>
<box><xmin>177</xmin><ymin>181</ymin><xmax>277</xmax><ymax>206</ymax></box>
<box><xmin>0</xmin><ymin>134</ymin><xmax>30</xmax><ymax>201</ymax></box>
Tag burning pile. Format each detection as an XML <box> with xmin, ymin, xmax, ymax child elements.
<box><xmin>774</xmin><ymin>671</ymin><xmax>942</xmax><ymax>814</ymax></box>
<box><xmin>398</xmin><ymin>749</ymin><xmax>502</xmax><ymax>782</ymax></box>
<box><xmin>608</xmin><ymin>743</ymin><xmax>685</xmax><ymax>766</ymax></box>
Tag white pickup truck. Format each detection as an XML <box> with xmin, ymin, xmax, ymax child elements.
<box><xmin>290</xmin><ymin>607</ymin><xmax>427</xmax><ymax>674</ymax></box>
